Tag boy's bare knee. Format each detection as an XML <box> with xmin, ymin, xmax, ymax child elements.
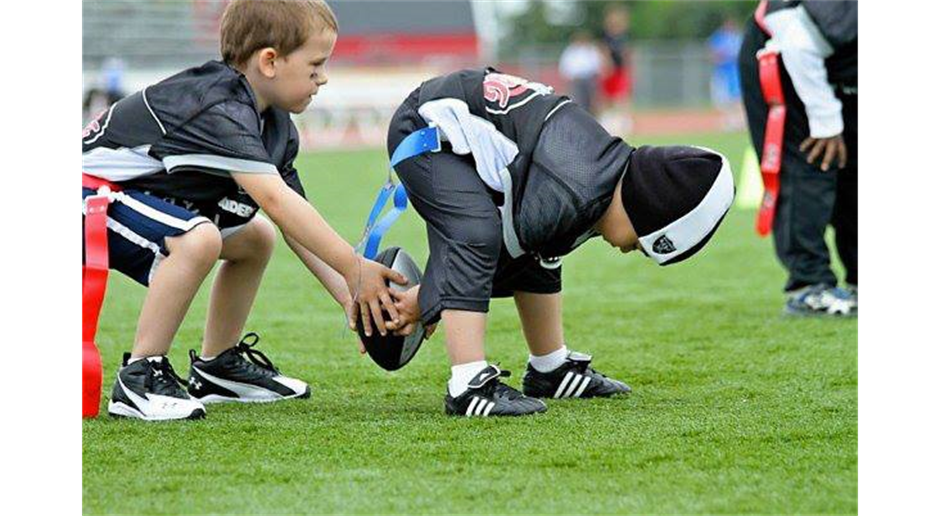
<box><xmin>223</xmin><ymin>216</ymin><xmax>276</xmax><ymax>263</ymax></box>
<box><xmin>172</xmin><ymin>222</ymin><xmax>223</xmax><ymax>265</ymax></box>
<box><xmin>247</xmin><ymin>216</ymin><xmax>277</xmax><ymax>256</ymax></box>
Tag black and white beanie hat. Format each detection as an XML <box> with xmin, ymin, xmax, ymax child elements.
<box><xmin>620</xmin><ymin>145</ymin><xmax>735</xmax><ymax>266</ymax></box>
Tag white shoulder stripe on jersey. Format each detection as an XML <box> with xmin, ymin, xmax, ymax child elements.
<box><xmin>141</xmin><ymin>87</ymin><xmax>167</xmax><ymax>136</ymax></box>
<box><xmin>484</xmin><ymin>91</ymin><xmax>545</xmax><ymax>115</ymax></box>
<box><xmin>543</xmin><ymin>99</ymin><xmax>572</xmax><ymax>122</ymax></box>
<box><xmin>163</xmin><ymin>154</ymin><xmax>278</xmax><ymax>175</ymax></box>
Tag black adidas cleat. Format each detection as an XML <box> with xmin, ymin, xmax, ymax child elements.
<box><xmin>188</xmin><ymin>333</ymin><xmax>310</xmax><ymax>404</ymax></box>
<box><xmin>108</xmin><ymin>354</ymin><xmax>206</xmax><ymax>421</ymax></box>
<box><xmin>522</xmin><ymin>351</ymin><xmax>632</xmax><ymax>399</ymax></box>
<box><xmin>444</xmin><ymin>364</ymin><xmax>547</xmax><ymax>417</ymax></box>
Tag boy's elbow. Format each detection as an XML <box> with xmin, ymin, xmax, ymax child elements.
<box><xmin>255</xmin><ymin>190</ymin><xmax>282</xmax><ymax>216</ymax></box>
<box><xmin>245</xmin><ymin>177</ymin><xmax>289</xmax><ymax>218</ymax></box>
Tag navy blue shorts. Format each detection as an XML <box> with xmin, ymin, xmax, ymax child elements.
<box><xmin>82</xmin><ymin>187</ymin><xmax>211</xmax><ymax>286</ymax></box>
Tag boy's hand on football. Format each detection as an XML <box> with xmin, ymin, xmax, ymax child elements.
<box><xmin>345</xmin><ymin>256</ymin><xmax>408</xmax><ymax>338</ymax></box>
<box><xmin>390</xmin><ymin>286</ymin><xmax>422</xmax><ymax>337</ymax></box>
<box><xmin>800</xmin><ymin>134</ymin><xmax>847</xmax><ymax>172</ymax></box>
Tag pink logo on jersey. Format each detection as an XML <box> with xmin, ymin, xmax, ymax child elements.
<box><xmin>483</xmin><ymin>73</ymin><xmax>552</xmax><ymax>109</ymax></box>
<box><xmin>82</xmin><ymin>109</ymin><xmax>108</xmax><ymax>140</ymax></box>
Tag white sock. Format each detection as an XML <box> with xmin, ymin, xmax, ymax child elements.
<box><xmin>528</xmin><ymin>345</ymin><xmax>568</xmax><ymax>373</ymax></box>
<box><xmin>448</xmin><ymin>360</ymin><xmax>488</xmax><ymax>398</ymax></box>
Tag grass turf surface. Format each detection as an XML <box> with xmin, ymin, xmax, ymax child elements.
<box><xmin>82</xmin><ymin>131</ymin><xmax>857</xmax><ymax>515</ymax></box>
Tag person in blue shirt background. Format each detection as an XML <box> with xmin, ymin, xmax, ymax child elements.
<box><xmin>708</xmin><ymin>17</ymin><xmax>744</xmax><ymax>130</ymax></box>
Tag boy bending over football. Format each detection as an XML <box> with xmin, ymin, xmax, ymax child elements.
<box><xmin>386</xmin><ymin>69</ymin><xmax>734</xmax><ymax>417</ymax></box>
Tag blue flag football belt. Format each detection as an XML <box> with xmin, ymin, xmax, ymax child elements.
<box><xmin>357</xmin><ymin>125</ymin><xmax>560</xmax><ymax>270</ymax></box>
<box><xmin>356</xmin><ymin>125</ymin><xmax>441</xmax><ymax>259</ymax></box>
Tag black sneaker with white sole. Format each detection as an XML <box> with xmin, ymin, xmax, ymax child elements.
<box><xmin>187</xmin><ymin>333</ymin><xmax>310</xmax><ymax>404</ymax></box>
<box><xmin>444</xmin><ymin>364</ymin><xmax>547</xmax><ymax>417</ymax></box>
<box><xmin>522</xmin><ymin>351</ymin><xmax>632</xmax><ymax>399</ymax></box>
<box><xmin>108</xmin><ymin>354</ymin><xmax>207</xmax><ymax>421</ymax></box>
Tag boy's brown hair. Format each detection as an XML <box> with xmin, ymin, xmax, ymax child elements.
<box><xmin>220</xmin><ymin>0</ymin><xmax>338</xmax><ymax>66</ymax></box>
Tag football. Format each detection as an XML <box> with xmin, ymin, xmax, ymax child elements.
<box><xmin>356</xmin><ymin>247</ymin><xmax>427</xmax><ymax>371</ymax></box>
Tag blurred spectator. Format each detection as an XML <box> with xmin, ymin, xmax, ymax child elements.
<box><xmin>101</xmin><ymin>57</ymin><xmax>127</xmax><ymax>102</ymax></box>
<box><xmin>83</xmin><ymin>57</ymin><xmax>127</xmax><ymax>123</ymax></box>
<box><xmin>708</xmin><ymin>17</ymin><xmax>744</xmax><ymax>129</ymax></box>
<box><xmin>82</xmin><ymin>88</ymin><xmax>111</xmax><ymax>124</ymax></box>
<box><xmin>558</xmin><ymin>31</ymin><xmax>604</xmax><ymax>116</ymax></box>
<box><xmin>599</xmin><ymin>5</ymin><xmax>633</xmax><ymax>135</ymax></box>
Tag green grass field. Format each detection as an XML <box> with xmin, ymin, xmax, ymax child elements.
<box><xmin>82</xmin><ymin>131</ymin><xmax>857</xmax><ymax>515</ymax></box>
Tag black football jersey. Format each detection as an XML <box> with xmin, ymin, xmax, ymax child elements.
<box><xmin>82</xmin><ymin>60</ymin><xmax>305</xmax><ymax>227</ymax></box>
<box><xmin>414</xmin><ymin>68</ymin><xmax>633</xmax><ymax>258</ymax></box>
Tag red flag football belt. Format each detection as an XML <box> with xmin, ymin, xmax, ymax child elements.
<box><xmin>754</xmin><ymin>0</ymin><xmax>785</xmax><ymax>237</ymax></box>
<box><xmin>82</xmin><ymin>173</ymin><xmax>120</xmax><ymax>418</ymax></box>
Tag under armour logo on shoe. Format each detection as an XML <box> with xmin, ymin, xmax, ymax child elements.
<box><xmin>652</xmin><ymin>235</ymin><xmax>676</xmax><ymax>254</ymax></box>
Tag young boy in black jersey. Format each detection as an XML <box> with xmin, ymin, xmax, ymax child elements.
<box><xmin>82</xmin><ymin>0</ymin><xmax>405</xmax><ymax>421</ymax></box>
<box><xmin>385</xmin><ymin>69</ymin><xmax>735</xmax><ymax>417</ymax></box>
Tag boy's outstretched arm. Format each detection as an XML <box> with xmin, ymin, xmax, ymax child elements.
<box><xmin>284</xmin><ymin>234</ymin><xmax>351</xmax><ymax>309</ymax></box>
<box><xmin>286</xmin><ymin>242</ymin><xmax>435</xmax><ymax>348</ymax></box>
<box><xmin>232</xmin><ymin>172</ymin><xmax>405</xmax><ymax>337</ymax></box>
<box><xmin>283</xmin><ymin>235</ymin><xmax>374</xmax><ymax>353</ymax></box>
